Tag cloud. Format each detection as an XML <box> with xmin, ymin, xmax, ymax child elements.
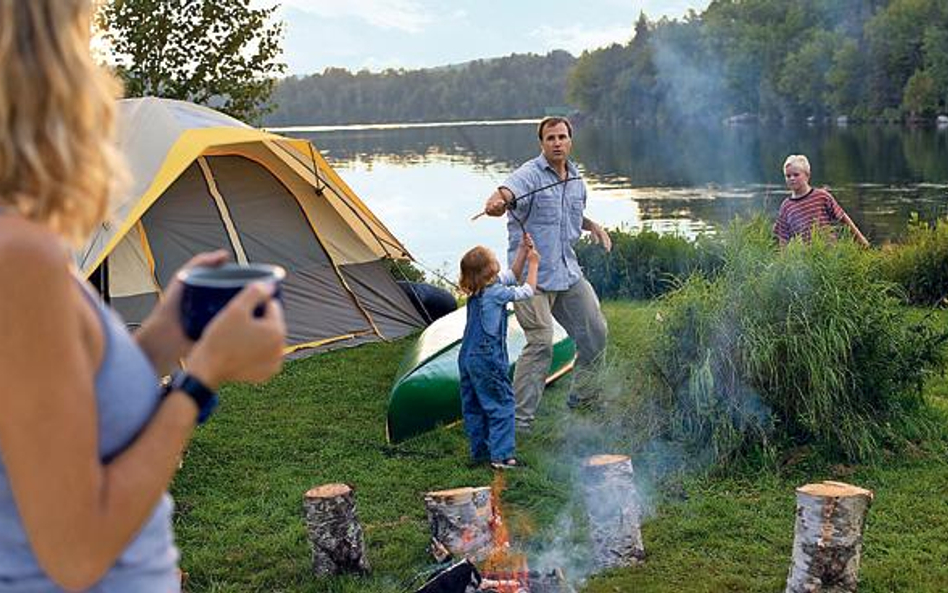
<box><xmin>529</xmin><ymin>23</ymin><xmax>634</xmax><ymax>55</ymax></box>
<box><xmin>279</xmin><ymin>0</ymin><xmax>434</xmax><ymax>33</ymax></box>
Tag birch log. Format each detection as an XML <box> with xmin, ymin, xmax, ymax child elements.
<box><xmin>424</xmin><ymin>486</ymin><xmax>493</xmax><ymax>561</ymax></box>
<box><xmin>785</xmin><ymin>481</ymin><xmax>874</xmax><ymax>593</ymax></box>
<box><xmin>582</xmin><ymin>454</ymin><xmax>645</xmax><ymax>569</ymax></box>
<box><xmin>303</xmin><ymin>483</ymin><xmax>370</xmax><ymax>576</ymax></box>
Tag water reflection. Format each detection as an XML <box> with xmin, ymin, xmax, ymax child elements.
<box><xmin>288</xmin><ymin>122</ymin><xmax>948</xmax><ymax>274</ymax></box>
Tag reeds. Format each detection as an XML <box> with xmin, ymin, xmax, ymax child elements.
<box><xmin>648</xmin><ymin>217</ymin><xmax>947</xmax><ymax>463</ymax></box>
<box><xmin>880</xmin><ymin>213</ymin><xmax>948</xmax><ymax>306</ymax></box>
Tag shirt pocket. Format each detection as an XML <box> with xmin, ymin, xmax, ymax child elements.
<box><xmin>529</xmin><ymin>188</ymin><xmax>561</xmax><ymax>225</ymax></box>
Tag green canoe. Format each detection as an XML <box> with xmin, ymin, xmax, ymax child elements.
<box><xmin>386</xmin><ymin>306</ymin><xmax>576</xmax><ymax>443</ymax></box>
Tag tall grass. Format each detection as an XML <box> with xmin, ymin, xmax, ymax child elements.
<box><xmin>647</xmin><ymin>217</ymin><xmax>948</xmax><ymax>463</ymax></box>
<box><xmin>880</xmin><ymin>213</ymin><xmax>948</xmax><ymax>305</ymax></box>
<box><xmin>576</xmin><ymin>228</ymin><xmax>723</xmax><ymax>300</ymax></box>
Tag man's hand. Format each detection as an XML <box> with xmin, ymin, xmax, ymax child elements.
<box><xmin>484</xmin><ymin>187</ymin><xmax>512</xmax><ymax>217</ymax></box>
<box><xmin>588</xmin><ymin>222</ymin><xmax>612</xmax><ymax>252</ymax></box>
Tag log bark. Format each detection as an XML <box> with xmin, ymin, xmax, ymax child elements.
<box><xmin>785</xmin><ymin>481</ymin><xmax>874</xmax><ymax>593</ymax></box>
<box><xmin>303</xmin><ymin>483</ymin><xmax>370</xmax><ymax>576</ymax></box>
<box><xmin>424</xmin><ymin>486</ymin><xmax>493</xmax><ymax>562</ymax></box>
<box><xmin>581</xmin><ymin>454</ymin><xmax>645</xmax><ymax>569</ymax></box>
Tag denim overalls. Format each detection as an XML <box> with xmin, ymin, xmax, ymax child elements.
<box><xmin>458</xmin><ymin>288</ymin><xmax>516</xmax><ymax>462</ymax></box>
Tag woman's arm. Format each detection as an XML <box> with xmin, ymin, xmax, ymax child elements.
<box><xmin>0</xmin><ymin>229</ymin><xmax>283</xmax><ymax>590</ymax></box>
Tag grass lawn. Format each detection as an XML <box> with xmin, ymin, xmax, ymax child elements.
<box><xmin>173</xmin><ymin>301</ymin><xmax>948</xmax><ymax>592</ymax></box>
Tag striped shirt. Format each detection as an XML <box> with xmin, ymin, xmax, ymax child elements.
<box><xmin>773</xmin><ymin>187</ymin><xmax>846</xmax><ymax>245</ymax></box>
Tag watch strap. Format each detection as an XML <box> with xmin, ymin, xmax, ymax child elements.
<box><xmin>168</xmin><ymin>371</ymin><xmax>219</xmax><ymax>424</ymax></box>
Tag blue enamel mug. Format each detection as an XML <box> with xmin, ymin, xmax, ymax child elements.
<box><xmin>178</xmin><ymin>263</ymin><xmax>286</xmax><ymax>341</ymax></box>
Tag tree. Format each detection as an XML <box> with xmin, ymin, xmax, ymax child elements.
<box><xmin>96</xmin><ymin>0</ymin><xmax>286</xmax><ymax>123</ymax></box>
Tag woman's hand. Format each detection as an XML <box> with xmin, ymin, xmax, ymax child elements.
<box><xmin>184</xmin><ymin>282</ymin><xmax>286</xmax><ymax>390</ymax></box>
<box><xmin>136</xmin><ymin>250</ymin><xmax>229</xmax><ymax>374</ymax></box>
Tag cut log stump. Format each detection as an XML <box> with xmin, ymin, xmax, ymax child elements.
<box><xmin>785</xmin><ymin>481</ymin><xmax>874</xmax><ymax>593</ymax></box>
<box><xmin>424</xmin><ymin>486</ymin><xmax>493</xmax><ymax>562</ymax></box>
<box><xmin>582</xmin><ymin>454</ymin><xmax>645</xmax><ymax>570</ymax></box>
<box><xmin>303</xmin><ymin>483</ymin><xmax>369</xmax><ymax>576</ymax></box>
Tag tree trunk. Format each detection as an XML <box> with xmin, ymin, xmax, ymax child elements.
<box><xmin>424</xmin><ymin>486</ymin><xmax>493</xmax><ymax>562</ymax></box>
<box><xmin>785</xmin><ymin>481</ymin><xmax>874</xmax><ymax>593</ymax></box>
<box><xmin>303</xmin><ymin>483</ymin><xmax>370</xmax><ymax>576</ymax></box>
<box><xmin>582</xmin><ymin>454</ymin><xmax>645</xmax><ymax>569</ymax></box>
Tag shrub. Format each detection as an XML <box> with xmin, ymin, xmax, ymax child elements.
<box><xmin>385</xmin><ymin>257</ymin><xmax>426</xmax><ymax>283</ymax></box>
<box><xmin>577</xmin><ymin>227</ymin><xmax>724</xmax><ymax>300</ymax></box>
<box><xmin>880</xmin><ymin>213</ymin><xmax>948</xmax><ymax>305</ymax></box>
<box><xmin>648</xmin><ymin>218</ymin><xmax>947</xmax><ymax>463</ymax></box>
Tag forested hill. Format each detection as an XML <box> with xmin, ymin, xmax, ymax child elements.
<box><xmin>568</xmin><ymin>0</ymin><xmax>948</xmax><ymax>124</ymax></box>
<box><xmin>264</xmin><ymin>51</ymin><xmax>576</xmax><ymax>126</ymax></box>
<box><xmin>266</xmin><ymin>1</ymin><xmax>948</xmax><ymax>127</ymax></box>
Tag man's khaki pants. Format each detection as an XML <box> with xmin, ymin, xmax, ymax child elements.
<box><xmin>512</xmin><ymin>277</ymin><xmax>607</xmax><ymax>430</ymax></box>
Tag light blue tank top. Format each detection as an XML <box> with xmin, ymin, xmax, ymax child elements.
<box><xmin>0</xmin><ymin>280</ymin><xmax>180</xmax><ymax>592</ymax></box>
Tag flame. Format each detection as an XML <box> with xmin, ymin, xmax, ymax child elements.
<box><xmin>482</xmin><ymin>472</ymin><xmax>530</xmax><ymax>592</ymax></box>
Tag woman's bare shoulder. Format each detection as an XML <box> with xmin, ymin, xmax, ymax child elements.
<box><xmin>0</xmin><ymin>217</ymin><xmax>71</xmax><ymax>273</ymax></box>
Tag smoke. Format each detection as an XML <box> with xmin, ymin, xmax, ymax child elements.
<box><xmin>521</xmin><ymin>323</ymin><xmax>774</xmax><ymax>585</ymax></box>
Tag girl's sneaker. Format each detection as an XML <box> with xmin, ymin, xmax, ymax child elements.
<box><xmin>490</xmin><ymin>458</ymin><xmax>526</xmax><ymax>470</ymax></box>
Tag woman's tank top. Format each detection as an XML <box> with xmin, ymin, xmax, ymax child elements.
<box><xmin>0</xmin><ymin>278</ymin><xmax>180</xmax><ymax>592</ymax></box>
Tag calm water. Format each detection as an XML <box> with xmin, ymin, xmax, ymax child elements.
<box><xmin>283</xmin><ymin>121</ymin><xmax>948</xmax><ymax>277</ymax></box>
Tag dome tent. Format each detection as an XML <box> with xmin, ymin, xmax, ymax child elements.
<box><xmin>78</xmin><ymin>97</ymin><xmax>424</xmax><ymax>355</ymax></box>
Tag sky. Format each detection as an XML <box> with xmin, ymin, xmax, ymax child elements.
<box><xmin>273</xmin><ymin>0</ymin><xmax>711</xmax><ymax>76</ymax></box>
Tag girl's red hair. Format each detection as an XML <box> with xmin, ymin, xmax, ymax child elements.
<box><xmin>458</xmin><ymin>246</ymin><xmax>499</xmax><ymax>295</ymax></box>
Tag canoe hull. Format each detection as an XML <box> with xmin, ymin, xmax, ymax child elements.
<box><xmin>386</xmin><ymin>306</ymin><xmax>575</xmax><ymax>443</ymax></box>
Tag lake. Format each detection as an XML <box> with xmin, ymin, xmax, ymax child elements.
<box><xmin>282</xmin><ymin>121</ymin><xmax>948</xmax><ymax>279</ymax></box>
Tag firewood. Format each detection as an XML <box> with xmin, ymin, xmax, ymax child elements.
<box><xmin>785</xmin><ymin>480</ymin><xmax>874</xmax><ymax>593</ymax></box>
<box><xmin>303</xmin><ymin>483</ymin><xmax>370</xmax><ymax>576</ymax></box>
<box><xmin>581</xmin><ymin>454</ymin><xmax>645</xmax><ymax>569</ymax></box>
<box><xmin>424</xmin><ymin>486</ymin><xmax>493</xmax><ymax>561</ymax></box>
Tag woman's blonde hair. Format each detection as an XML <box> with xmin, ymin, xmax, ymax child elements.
<box><xmin>459</xmin><ymin>246</ymin><xmax>500</xmax><ymax>296</ymax></box>
<box><xmin>0</xmin><ymin>0</ymin><xmax>124</xmax><ymax>244</ymax></box>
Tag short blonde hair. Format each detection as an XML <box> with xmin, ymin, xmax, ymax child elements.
<box><xmin>0</xmin><ymin>0</ymin><xmax>124</xmax><ymax>245</ymax></box>
<box><xmin>783</xmin><ymin>154</ymin><xmax>811</xmax><ymax>176</ymax></box>
<box><xmin>459</xmin><ymin>246</ymin><xmax>500</xmax><ymax>296</ymax></box>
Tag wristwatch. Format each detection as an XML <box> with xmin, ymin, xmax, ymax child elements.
<box><xmin>165</xmin><ymin>371</ymin><xmax>219</xmax><ymax>424</ymax></box>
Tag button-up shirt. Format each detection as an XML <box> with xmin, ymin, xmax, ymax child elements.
<box><xmin>501</xmin><ymin>154</ymin><xmax>585</xmax><ymax>291</ymax></box>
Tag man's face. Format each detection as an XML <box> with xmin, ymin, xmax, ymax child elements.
<box><xmin>540</xmin><ymin>122</ymin><xmax>572</xmax><ymax>165</ymax></box>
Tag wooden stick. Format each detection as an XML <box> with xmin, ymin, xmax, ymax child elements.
<box><xmin>471</xmin><ymin>210</ymin><xmax>487</xmax><ymax>221</ymax></box>
<box><xmin>303</xmin><ymin>483</ymin><xmax>370</xmax><ymax>576</ymax></box>
<box><xmin>582</xmin><ymin>454</ymin><xmax>645</xmax><ymax>570</ymax></box>
<box><xmin>785</xmin><ymin>481</ymin><xmax>874</xmax><ymax>593</ymax></box>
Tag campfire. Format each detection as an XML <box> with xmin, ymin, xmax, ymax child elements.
<box><xmin>419</xmin><ymin>454</ymin><xmax>643</xmax><ymax>593</ymax></box>
<box><xmin>478</xmin><ymin>473</ymin><xmax>571</xmax><ymax>593</ymax></box>
<box><xmin>418</xmin><ymin>473</ymin><xmax>574</xmax><ymax>593</ymax></box>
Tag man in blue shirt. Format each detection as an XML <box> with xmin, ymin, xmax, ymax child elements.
<box><xmin>483</xmin><ymin>116</ymin><xmax>611</xmax><ymax>431</ymax></box>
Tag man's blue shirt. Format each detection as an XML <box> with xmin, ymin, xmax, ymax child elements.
<box><xmin>501</xmin><ymin>153</ymin><xmax>585</xmax><ymax>291</ymax></box>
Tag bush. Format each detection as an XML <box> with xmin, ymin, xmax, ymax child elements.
<box><xmin>648</xmin><ymin>218</ymin><xmax>947</xmax><ymax>463</ymax></box>
<box><xmin>385</xmin><ymin>257</ymin><xmax>426</xmax><ymax>283</ymax></box>
<box><xmin>577</xmin><ymin>227</ymin><xmax>724</xmax><ymax>300</ymax></box>
<box><xmin>880</xmin><ymin>213</ymin><xmax>948</xmax><ymax>305</ymax></box>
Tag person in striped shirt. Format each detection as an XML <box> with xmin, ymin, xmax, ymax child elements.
<box><xmin>773</xmin><ymin>154</ymin><xmax>869</xmax><ymax>247</ymax></box>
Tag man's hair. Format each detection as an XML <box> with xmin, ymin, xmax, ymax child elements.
<box><xmin>0</xmin><ymin>0</ymin><xmax>125</xmax><ymax>245</ymax></box>
<box><xmin>458</xmin><ymin>246</ymin><xmax>500</xmax><ymax>296</ymax></box>
<box><xmin>537</xmin><ymin>116</ymin><xmax>573</xmax><ymax>140</ymax></box>
<box><xmin>783</xmin><ymin>154</ymin><xmax>811</xmax><ymax>176</ymax></box>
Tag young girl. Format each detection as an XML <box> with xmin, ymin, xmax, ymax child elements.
<box><xmin>458</xmin><ymin>234</ymin><xmax>539</xmax><ymax>470</ymax></box>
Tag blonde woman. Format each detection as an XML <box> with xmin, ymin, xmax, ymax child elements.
<box><xmin>0</xmin><ymin>2</ymin><xmax>286</xmax><ymax>591</ymax></box>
